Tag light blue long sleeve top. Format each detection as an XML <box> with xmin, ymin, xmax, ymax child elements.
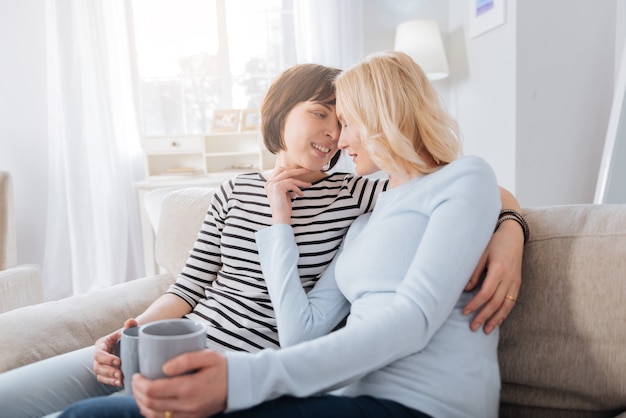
<box><xmin>226</xmin><ymin>156</ymin><xmax>501</xmax><ymax>418</ymax></box>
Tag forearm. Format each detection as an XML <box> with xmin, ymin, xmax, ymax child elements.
<box><xmin>226</xmin><ymin>305</ymin><xmax>421</xmax><ymax>412</ymax></box>
<box><xmin>496</xmin><ymin>186</ymin><xmax>527</xmax><ymax>243</ymax></box>
<box><xmin>256</xmin><ymin>225</ymin><xmax>348</xmax><ymax>346</ymax></box>
<box><xmin>463</xmin><ymin>188</ymin><xmax>526</xmax><ymax>333</ymax></box>
<box><xmin>134</xmin><ymin>293</ymin><xmax>191</xmax><ymax>325</ymax></box>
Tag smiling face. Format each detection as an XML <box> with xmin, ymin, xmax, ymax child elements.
<box><xmin>276</xmin><ymin>100</ymin><xmax>340</xmax><ymax>173</ymax></box>
<box><xmin>336</xmin><ymin>100</ymin><xmax>379</xmax><ymax>176</ymax></box>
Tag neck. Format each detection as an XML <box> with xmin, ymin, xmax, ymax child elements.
<box><xmin>264</xmin><ymin>165</ymin><xmax>328</xmax><ymax>183</ymax></box>
<box><xmin>387</xmin><ymin>169</ymin><xmax>426</xmax><ymax>189</ymax></box>
<box><xmin>387</xmin><ymin>170</ymin><xmax>412</xmax><ymax>188</ymax></box>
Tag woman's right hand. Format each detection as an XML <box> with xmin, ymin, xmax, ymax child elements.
<box><xmin>93</xmin><ymin>318</ymin><xmax>138</xmax><ymax>387</ymax></box>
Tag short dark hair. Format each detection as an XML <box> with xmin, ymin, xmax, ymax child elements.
<box><xmin>261</xmin><ymin>63</ymin><xmax>342</xmax><ymax>170</ymax></box>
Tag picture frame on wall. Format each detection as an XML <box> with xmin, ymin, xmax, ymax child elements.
<box><xmin>240</xmin><ymin>109</ymin><xmax>261</xmax><ymax>131</ymax></box>
<box><xmin>469</xmin><ymin>0</ymin><xmax>506</xmax><ymax>38</ymax></box>
<box><xmin>212</xmin><ymin>109</ymin><xmax>240</xmax><ymax>132</ymax></box>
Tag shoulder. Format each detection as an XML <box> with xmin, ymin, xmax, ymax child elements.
<box><xmin>217</xmin><ymin>172</ymin><xmax>264</xmax><ymax>193</ymax></box>
<box><xmin>447</xmin><ymin>155</ymin><xmax>494</xmax><ymax>176</ymax></box>
<box><xmin>213</xmin><ymin>172</ymin><xmax>265</xmax><ymax>204</ymax></box>
<box><xmin>399</xmin><ymin>156</ymin><xmax>498</xmax><ymax>213</ymax></box>
<box><xmin>438</xmin><ymin>156</ymin><xmax>497</xmax><ymax>189</ymax></box>
<box><xmin>230</xmin><ymin>172</ymin><xmax>265</xmax><ymax>187</ymax></box>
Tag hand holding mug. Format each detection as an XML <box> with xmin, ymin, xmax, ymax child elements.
<box><xmin>132</xmin><ymin>349</ymin><xmax>228</xmax><ymax>418</ymax></box>
<box><xmin>93</xmin><ymin>318</ymin><xmax>138</xmax><ymax>387</ymax></box>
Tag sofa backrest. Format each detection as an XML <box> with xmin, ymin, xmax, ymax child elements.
<box><xmin>155</xmin><ymin>187</ymin><xmax>216</xmax><ymax>276</ymax></box>
<box><xmin>500</xmin><ymin>204</ymin><xmax>626</xmax><ymax>417</ymax></box>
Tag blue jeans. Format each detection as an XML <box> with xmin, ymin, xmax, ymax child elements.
<box><xmin>60</xmin><ymin>394</ymin><xmax>432</xmax><ymax>418</ymax></box>
<box><xmin>0</xmin><ymin>346</ymin><xmax>119</xmax><ymax>418</ymax></box>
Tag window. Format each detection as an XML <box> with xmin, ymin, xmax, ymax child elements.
<box><xmin>130</xmin><ymin>0</ymin><xmax>297</xmax><ymax>135</ymax></box>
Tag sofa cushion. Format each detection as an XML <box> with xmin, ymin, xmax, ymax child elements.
<box><xmin>155</xmin><ymin>187</ymin><xmax>215</xmax><ymax>275</ymax></box>
<box><xmin>0</xmin><ymin>273</ymin><xmax>175</xmax><ymax>373</ymax></box>
<box><xmin>499</xmin><ymin>204</ymin><xmax>626</xmax><ymax>417</ymax></box>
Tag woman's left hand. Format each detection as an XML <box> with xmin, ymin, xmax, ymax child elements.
<box><xmin>132</xmin><ymin>349</ymin><xmax>228</xmax><ymax>418</ymax></box>
<box><xmin>264</xmin><ymin>167</ymin><xmax>313</xmax><ymax>224</ymax></box>
<box><xmin>463</xmin><ymin>220</ymin><xmax>524</xmax><ymax>334</ymax></box>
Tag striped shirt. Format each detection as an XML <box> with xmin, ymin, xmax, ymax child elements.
<box><xmin>168</xmin><ymin>171</ymin><xmax>388</xmax><ymax>353</ymax></box>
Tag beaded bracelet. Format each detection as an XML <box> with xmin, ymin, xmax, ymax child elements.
<box><xmin>495</xmin><ymin>209</ymin><xmax>530</xmax><ymax>244</ymax></box>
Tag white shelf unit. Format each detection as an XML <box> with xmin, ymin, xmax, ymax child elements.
<box><xmin>142</xmin><ymin>131</ymin><xmax>275</xmax><ymax>178</ymax></box>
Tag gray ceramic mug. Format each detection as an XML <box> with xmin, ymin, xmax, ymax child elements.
<box><xmin>138</xmin><ymin>319</ymin><xmax>206</xmax><ymax>380</ymax></box>
<box><xmin>119</xmin><ymin>326</ymin><xmax>140</xmax><ymax>394</ymax></box>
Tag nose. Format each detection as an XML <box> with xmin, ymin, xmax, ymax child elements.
<box><xmin>326</xmin><ymin>118</ymin><xmax>341</xmax><ymax>142</ymax></box>
<box><xmin>338</xmin><ymin>129</ymin><xmax>347</xmax><ymax>150</ymax></box>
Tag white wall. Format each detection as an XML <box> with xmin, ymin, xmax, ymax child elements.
<box><xmin>362</xmin><ymin>0</ymin><xmax>448</xmax><ymax>54</ymax></box>
<box><xmin>617</xmin><ymin>0</ymin><xmax>626</xmax><ymax>73</ymax></box>
<box><xmin>0</xmin><ymin>0</ymin><xmax>48</xmax><ymax>267</ymax></box>
<box><xmin>447</xmin><ymin>0</ymin><xmax>617</xmax><ymax>206</ymax></box>
<box><xmin>447</xmin><ymin>0</ymin><xmax>517</xmax><ymax>197</ymax></box>
<box><xmin>515</xmin><ymin>0</ymin><xmax>615</xmax><ymax>206</ymax></box>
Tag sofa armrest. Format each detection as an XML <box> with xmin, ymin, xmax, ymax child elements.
<box><xmin>0</xmin><ymin>273</ymin><xmax>175</xmax><ymax>373</ymax></box>
<box><xmin>0</xmin><ymin>264</ymin><xmax>43</xmax><ymax>313</ymax></box>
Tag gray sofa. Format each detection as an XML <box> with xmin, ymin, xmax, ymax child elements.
<box><xmin>0</xmin><ymin>187</ymin><xmax>624</xmax><ymax>417</ymax></box>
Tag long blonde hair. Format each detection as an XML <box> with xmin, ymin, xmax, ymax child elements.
<box><xmin>335</xmin><ymin>51</ymin><xmax>461</xmax><ymax>176</ymax></box>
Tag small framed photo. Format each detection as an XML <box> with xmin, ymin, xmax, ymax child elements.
<box><xmin>212</xmin><ymin>109</ymin><xmax>241</xmax><ymax>132</ymax></box>
<box><xmin>240</xmin><ymin>109</ymin><xmax>261</xmax><ymax>131</ymax></box>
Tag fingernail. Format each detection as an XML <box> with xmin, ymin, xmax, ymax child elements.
<box><xmin>484</xmin><ymin>325</ymin><xmax>493</xmax><ymax>334</ymax></box>
<box><xmin>463</xmin><ymin>309</ymin><xmax>471</xmax><ymax>315</ymax></box>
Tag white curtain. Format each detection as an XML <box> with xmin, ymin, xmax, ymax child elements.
<box><xmin>293</xmin><ymin>0</ymin><xmax>364</xmax><ymax>69</ymax></box>
<box><xmin>44</xmin><ymin>0</ymin><xmax>145</xmax><ymax>299</ymax></box>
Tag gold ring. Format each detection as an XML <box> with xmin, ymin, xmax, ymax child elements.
<box><xmin>165</xmin><ymin>411</ymin><xmax>173</xmax><ymax>418</ymax></box>
<box><xmin>505</xmin><ymin>295</ymin><xmax>516</xmax><ymax>302</ymax></box>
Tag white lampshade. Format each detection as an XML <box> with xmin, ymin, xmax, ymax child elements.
<box><xmin>394</xmin><ymin>20</ymin><xmax>449</xmax><ymax>81</ymax></box>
